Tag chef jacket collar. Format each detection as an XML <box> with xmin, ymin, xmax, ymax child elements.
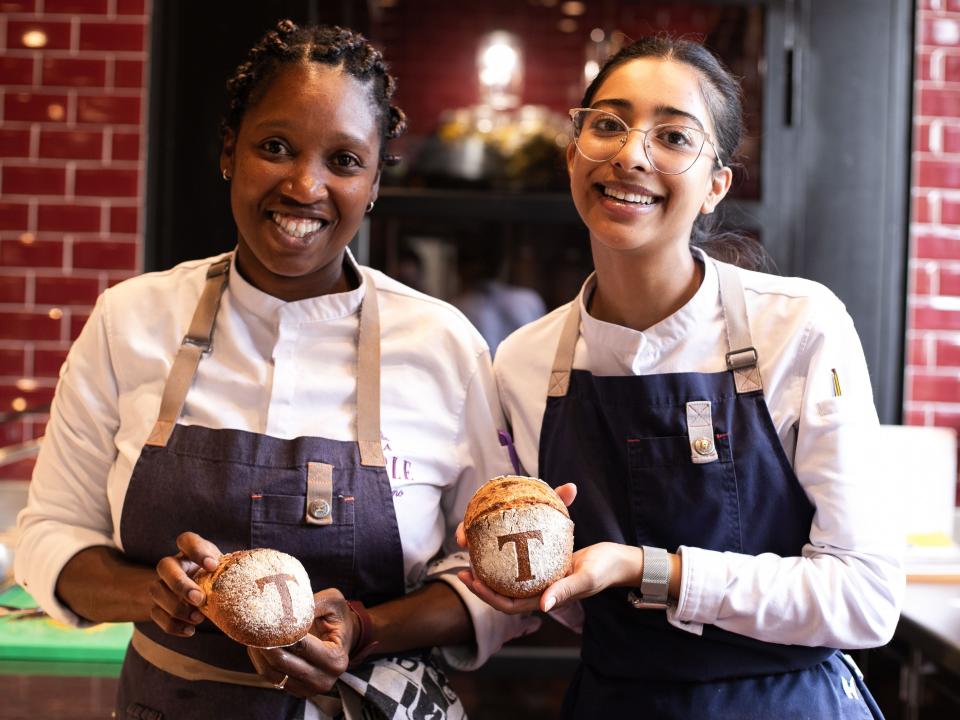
<box><xmin>578</xmin><ymin>248</ymin><xmax>720</xmax><ymax>371</ymax></box>
<box><xmin>228</xmin><ymin>247</ymin><xmax>367</xmax><ymax>323</ymax></box>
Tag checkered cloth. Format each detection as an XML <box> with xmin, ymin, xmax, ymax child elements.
<box><xmin>304</xmin><ymin>655</ymin><xmax>467</xmax><ymax>720</ymax></box>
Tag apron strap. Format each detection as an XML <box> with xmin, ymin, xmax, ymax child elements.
<box><xmin>356</xmin><ymin>270</ymin><xmax>385</xmax><ymax>467</ymax></box>
<box><xmin>546</xmin><ymin>261</ymin><xmax>763</xmax><ymax>398</ymax></box>
<box><xmin>131</xmin><ymin>628</ymin><xmax>275</xmax><ymax>688</ymax></box>
<box><xmin>712</xmin><ymin>259</ymin><xmax>763</xmax><ymax>394</ymax></box>
<box><xmin>145</xmin><ymin>258</ymin><xmax>230</xmax><ymax>447</ymax></box>
<box><xmin>145</xmin><ymin>256</ymin><xmax>386</xmax><ymax>462</ymax></box>
<box><xmin>546</xmin><ymin>287</ymin><xmax>586</xmax><ymax>398</ymax></box>
<box><xmin>130</xmin><ymin>629</ymin><xmax>346</xmax><ymax>715</ymax></box>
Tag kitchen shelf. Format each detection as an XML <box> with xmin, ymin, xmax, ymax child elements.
<box><xmin>375</xmin><ymin>187</ymin><xmax>580</xmax><ymax>224</ymax></box>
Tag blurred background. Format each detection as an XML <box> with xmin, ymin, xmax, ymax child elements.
<box><xmin>1</xmin><ymin>0</ymin><xmax>959</xmax><ymax>718</ymax></box>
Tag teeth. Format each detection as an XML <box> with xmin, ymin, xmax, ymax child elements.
<box><xmin>603</xmin><ymin>187</ymin><xmax>656</xmax><ymax>205</ymax></box>
<box><xmin>271</xmin><ymin>212</ymin><xmax>324</xmax><ymax>238</ymax></box>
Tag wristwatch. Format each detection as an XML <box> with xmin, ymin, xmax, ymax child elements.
<box><xmin>628</xmin><ymin>546</ymin><xmax>671</xmax><ymax>609</ymax></box>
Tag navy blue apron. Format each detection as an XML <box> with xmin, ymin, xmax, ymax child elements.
<box><xmin>539</xmin><ymin>258</ymin><xmax>884</xmax><ymax>719</ymax></box>
<box><xmin>115</xmin><ymin>257</ymin><xmax>407</xmax><ymax>719</ymax></box>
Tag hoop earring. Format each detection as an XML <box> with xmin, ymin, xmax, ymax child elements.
<box><xmin>221</xmin><ymin>168</ymin><xmax>230</xmax><ymax>182</ymax></box>
<box><xmin>366</xmin><ymin>201</ymin><xmax>375</xmax><ymax>213</ymax></box>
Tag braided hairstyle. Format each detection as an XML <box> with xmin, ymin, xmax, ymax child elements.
<box><xmin>581</xmin><ymin>36</ymin><xmax>771</xmax><ymax>271</ymax></box>
<box><xmin>222</xmin><ymin>20</ymin><xmax>407</xmax><ymax>165</ymax></box>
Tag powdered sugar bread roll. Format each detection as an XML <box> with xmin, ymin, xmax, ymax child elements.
<box><xmin>464</xmin><ymin>475</ymin><xmax>574</xmax><ymax>598</ymax></box>
<box><xmin>195</xmin><ymin>548</ymin><xmax>314</xmax><ymax>648</ymax></box>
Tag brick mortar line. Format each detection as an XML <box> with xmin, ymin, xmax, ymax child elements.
<box><xmin>911</xmin><ymin>188</ymin><xmax>960</xmax><ymax>197</ymax></box>
<box><xmin>906</xmin><ymin>328</ymin><xmax>960</xmax><ymax>339</ymax></box>
<box><xmin>1</xmin><ymin>159</ymin><xmax>141</xmax><ymax>168</ymax></box>
<box><xmin>915</xmin><ymin>115</ymin><xmax>960</xmax><ymax>123</ymax></box>
<box><xmin>0</xmin><ymin>49</ymin><xmax>148</xmax><ymax>59</ymax></box>
<box><xmin>909</xmin><ymin>294</ymin><xmax>960</xmax><ymax>304</ymax></box>
<box><xmin>2</xmin><ymin>12</ymin><xmax>148</xmax><ymax>20</ymax></box>
<box><xmin>0</xmin><ymin>233</ymin><xmax>141</xmax><ymax>239</ymax></box>
<box><xmin>913</xmin><ymin>153</ymin><xmax>960</xmax><ymax>161</ymax></box>
<box><xmin>916</xmin><ymin>80</ymin><xmax>960</xmax><ymax>88</ymax></box>
<box><xmin>0</xmin><ymin>340</ymin><xmax>73</xmax><ymax>348</ymax></box>
<box><xmin>909</xmin><ymin>258</ymin><xmax>960</xmax><ymax>269</ymax></box>
<box><xmin>905</xmin><ymin>366</ymin><xmax>960</xmax><ymax>378</ymax></box>
<box><xmin>919</xmin><ymin>45</ymin><xmax>960</xmax><ymax>54</ymax></box>
<box><xmin>918</xmin><ymin>8</ymin><xmax>960</xmax><ymax>19</ymax></box>
<box><xmin>69</xmin><ymin>16</ymin><xmax>79</xmax><ymax>55</ymax></box>
<box><xmin>902</xmin><ymin>401</ymin><xmax>960</xmax><ymax>412</ymax></box>
<box><xmin>911</xmin><ymin>223</ymin><xmax>960</xmax><ymax>236</ymax></box>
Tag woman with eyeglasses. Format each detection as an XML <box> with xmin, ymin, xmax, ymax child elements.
<box><xmin>457</xmin><ymin>37</ymin><xmax>902</xmax><ymax>718</ymax></box>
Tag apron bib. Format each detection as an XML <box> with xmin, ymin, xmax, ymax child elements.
<box><xmin>539</xmin><ymin>259</ymin><xmax>883</xmax><ymax>719</ymax></box>
<box><xmin>114</xmin><ymin>258</ymin><xmax>455</xmax><ymax>719</ymax></box>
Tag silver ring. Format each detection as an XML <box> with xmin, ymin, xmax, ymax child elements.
<box><xmin>274</xmin><ymin>673</ymin><xmax>289</xmax><ymax>690</ymax></box>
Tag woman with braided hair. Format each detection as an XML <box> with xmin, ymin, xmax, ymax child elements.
<box><xmin>16</xmin><ymin>20</ymin><xmax>531</xmax><ymax>719</ymax></box>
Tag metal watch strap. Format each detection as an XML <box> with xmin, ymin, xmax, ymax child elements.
<box><xmin>628</xmin><ymin>546</ymin><xmax>671</xmax><ymax>609</ymax></box>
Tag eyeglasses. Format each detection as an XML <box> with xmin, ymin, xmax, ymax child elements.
<box><xmin>568</xmin><ymin>108</ymin><xmax>724</xmax><ymax>175</ymax></box>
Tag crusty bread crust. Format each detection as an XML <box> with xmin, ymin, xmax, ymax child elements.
<box><xmin>463</xmin><ymin>475</ymin><xmax>569</xmax><ymax>530</ymax></box>
<box><xmin>194</xmin><ymin>548</ymin><xmax>314</xmax><ymax>648</ymax></box>
<box><xmin>464</xmin><ymin>476</ymin><xmax>574</xmax><ymax>598</ymax></box>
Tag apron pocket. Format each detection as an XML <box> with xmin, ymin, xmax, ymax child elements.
<box><xmin>250</xmin><ymin>493</ymin><xmax>357</xmax><ymax>597</ymax></box>
<box><xmin>627</xmin><ymin>435</ymin><xmax>743</xmax><ymax>552</ymax></box>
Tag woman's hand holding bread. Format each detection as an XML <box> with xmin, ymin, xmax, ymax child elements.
<box><xmin>456</xmin><ymin>480</ymin><xmax>662</xmax><ymax>615</ymax></box>
<box><xmin>151</xmin><ymin>531</ymin><xmax>221</xmax><ymax>637</ymax></box>
<box><xmin>456</xmin><ymin>480</ymin><xmax>578</xmax><ymax>614</ymax></box>
<box><xmin>247</xmin><ymin>588</ymin><xmax>359</xmax><ymax>698</ymax></box>
<box><xmin>151</xmin><ymin>533</ymin><xmax>360</xmax><ymax>695</ymax></box>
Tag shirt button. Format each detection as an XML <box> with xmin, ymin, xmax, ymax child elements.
<box><xmin>308</xmin><ymin>499</ymin><xmax>331</xmax><ymax>519</ymax></box>
<box><xmin>693</xmin><ymin>437</ymin><xmax>714</xmax><ymax>455</ymax></box>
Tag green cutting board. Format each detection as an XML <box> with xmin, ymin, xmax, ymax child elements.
<box><xmin>0</xmin><ymin>585</ymin><xmax>132</xmax><ymax>668</ymax></box>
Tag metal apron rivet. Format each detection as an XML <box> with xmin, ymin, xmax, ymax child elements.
<box><xmin>693</xmin><ymin>437</ymin><xmax>714</xmax><ymax>455</ymax></box>
<box><xmin>308</xmin><ymin>499</ymin><xmax>331</xmax><ymax>520</ymax></box>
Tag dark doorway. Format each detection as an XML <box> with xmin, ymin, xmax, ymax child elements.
<box><xmin>146</xmin><ymin>0</ymin><xmax>912</xmax><ymax>421</ymax></box>
<box><xmin>145</xmin><ymin>0</ymin><xmax>368</xmax><ymax>273</ymax></box>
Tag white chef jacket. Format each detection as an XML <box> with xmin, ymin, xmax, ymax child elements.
<box><xmin>494</xmin><ymin>252</ymin><xmax>905</xmax><ymax>650</ymax></box>
<box><xmin>15</xmin><ymin>250</ymin><xmax>536</xmax><ymax>670</ymax></box>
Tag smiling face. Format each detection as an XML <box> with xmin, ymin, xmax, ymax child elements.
<box><xmin>221</xmin><ymin>61</ymin><xmax>382</xmax><ymax>299</ymax></box>
<box><xmin>567</xmin><ymin>57</ymin><xmax>732</xmax><ymax>257</ymax></box>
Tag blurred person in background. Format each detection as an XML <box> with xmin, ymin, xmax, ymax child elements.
<box><xmin>453</xmin><ymin>233</ymin><xmax>546</xmax><ymax>356</ymax></box>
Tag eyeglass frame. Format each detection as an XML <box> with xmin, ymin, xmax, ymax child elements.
<box><xmin>568</xmin><ymin>107</ymin><xmax>725</xmax><ymax>175</ymax></box>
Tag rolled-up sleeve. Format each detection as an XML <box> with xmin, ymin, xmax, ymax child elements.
<box><xmin>15</xmin><ymin>292</ymin><xmax>121</xmax><ymax>626</ymax></box>
<box><xmin>670</xmin><ymin>304</ymin><xmax>905</xmax><ymax>648</ymax></box>
<box><xmin>429</xmin><ymin>354</ymin><xmax>540</xmax><ymax>670</ymax></box>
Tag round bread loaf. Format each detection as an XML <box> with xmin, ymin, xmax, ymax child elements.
<box><xmin>464</xmin><ymin>475</ymin><xmax>574</xmax><ymax>598</ymax></box>
<box><xmin>195</xmin><ymin>548</ymin><xmax>314</xmax><ymax>648</ymax></box>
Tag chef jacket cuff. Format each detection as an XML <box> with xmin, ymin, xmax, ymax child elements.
<box><xmin>14</xmin><ymin>528</ymin><xmax>114</xmax><ymax>628</ymax></box>
<box><xmin>548</xmin><ymin>601</ymin><xmax>584</xmax><ymax>633</ymax></box>
<box><xmin>669</xmin><ymin>545</ymin><xmax>725</xmax><ymax>631</ymax></box>
<box><xmin>426</xmin><ymin>554</ymin><xmax>540</xmax><ymax>671</ymax></box>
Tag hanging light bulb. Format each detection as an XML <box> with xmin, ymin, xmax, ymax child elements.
<box><xmin>477</xmin><ymin>31</ymin><xmax>523</xmax><ymax>111</ymax></box>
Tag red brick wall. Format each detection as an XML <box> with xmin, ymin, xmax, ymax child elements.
<box><xmin>0</xmin><ymin>0</ymin><xmax>148</xmax><ymax>480</ymax></box>
<box><xmin>1</xmin><ymin>2</ymin><xmax>958</xmax><ymax>493</ymax></box>
<box><xmin>906</xmin><ymin>0</ymin><xmax>960</xmax><ymax>501</ymax></box>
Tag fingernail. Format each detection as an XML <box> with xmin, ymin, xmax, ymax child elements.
<box><xmin>190</xmin><ymin>611</ymin><xmax>204</xmax><ymax>623</ymax></box>
<box><xmin>544</xmin><ymin>596</ymin><xmax>556</xmax><ymax>612</ymax></box>
<box><xmin>188</xmin><ymin>590</ymin><xmax>203</xmax><ymax>606</ymax></box>
<box><xmin>183</xmin><ymin>625</ymin><xmax>195</xmax><ymax>637</ymax></box>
